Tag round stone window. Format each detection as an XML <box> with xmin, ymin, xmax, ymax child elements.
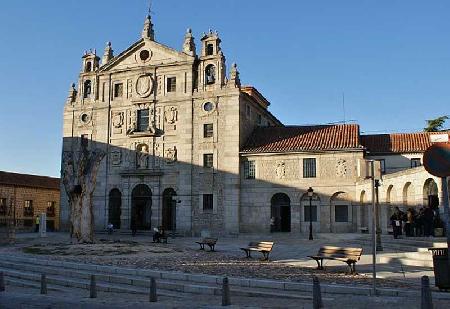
<box><xmin>140</xmin><ymin>50</ymin><xmax>150</xmax><ymax>61</ymax></box>
<box><xmin>203</xmin><ymin>102</ymin><xmax>214</xmax><ymax>112</ymax></box>
<box><xmin>81</xmin><ymin>113</ymin><xmax>89</xmax><ymax>123</ymax></box>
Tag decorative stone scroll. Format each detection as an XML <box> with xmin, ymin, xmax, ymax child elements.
<box><xmin>165</xmin><ymin>107</ymin><xmax>178</xmax><ymax>124</ymax></box>
<box><xmin>135</xmin><ymin>75</ymin><xmax>154</xmax><ymax>98</ymax></box>
<box><xmin>112</xmin><ymin>112</ymin><xmax>124</xmax><ymax>134</ymax></box>
<box><xmin>336</xmin><ymin>159</ymin><xmax>348</xmax><ymax>177</ymax></box>
<box><xmin>165</xmin><ymin>146</ymin><xmax>177</xmax><ymax>164</ymax></box>
<box><xmin>275</xmin><ymin>161</ymin><xmax>286</xmax><ymax>179</ymax></box>
<box><xmin>110</xmin><ymin>151</ymin><xmax>122</xmax><ymax>166</ymax></box>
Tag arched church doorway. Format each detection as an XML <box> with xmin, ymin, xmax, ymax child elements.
<box><xmin>108</xmin><ymin>189</ymin><xmax>121</xmax><ymax>229</ymax></box>
<box><xmin>271</xmin><ymin>193</ymin><xmax>291</xmax><ymax>232</ymax></box>
<box><xmin>131</xmin><ymin>184</ymin><xmax>152</xmax><ymax>230</ymax></box>
<box><xmin>162</xmin><ymin>188</ymin><xmax>177</xmax><ymax>231</ymax></box>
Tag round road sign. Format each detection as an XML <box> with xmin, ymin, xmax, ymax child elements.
<box><xmin>423</xmin><ymin>143</ymin><xmax>450</xmax><ymax>177</ymax></box>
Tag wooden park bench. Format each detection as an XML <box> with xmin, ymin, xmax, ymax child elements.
<box><xmin>308</xmin><ymin>246</ymin><xmax>363</xmax><ymax>274</ymax></box>
<box><xmin>195</xmin><ymin>237</ymin><xmax>218</xmax><ymax>251</ymax></box>
<box><xmin>240</xmin><ymin>241</ymin><xmax>274</xmax><ymax>261</ymax></box>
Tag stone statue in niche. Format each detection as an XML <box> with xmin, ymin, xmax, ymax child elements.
<box><xmin>111</xmin><ymin>151</ymin><xmax>122</xmax><ymax>166</ymax></box>
<box><xmin>165</xmin><ymin>107</ymin><xmax>178</xmax><ymax>124</ymax></box>
<box><xmin>165</xmin><ymin>146</ymin><xmax>177</xmax><ymax>164</ymax></box>
<box><xmin>336</xmin><ymin>159</ymin><xmax>347</xmax><ymax>177</ymax></box>
<box><xmin>136</xmin><ymin>144</ymin><xmax>149</xmax><ymax>169</ymax></box>
<box><xmin>275</xmin><ymin>161</ymin><xmax>286</xmax><ymax>179</ymax></box>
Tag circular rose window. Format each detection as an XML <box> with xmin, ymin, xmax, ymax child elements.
<box><xmin>140</xmin><ymin>50</ymin><xmax>150</xmax><ymax>61</ymax></box>
<box><xmin>81</xmin><ymin>113</ymin><xmax>89</xmax><ymax>123</ymax></box>
<box><xmin>203</xmin><ymin>102</ymin><xmax>214</xmax><ymax>112</ymax></box>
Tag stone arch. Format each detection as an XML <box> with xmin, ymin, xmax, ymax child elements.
<box><xmin>83</xmin><ymin>80</ymin><xmax>92</xmax><ymax>98</ymax></box>
<box><xmin>108</xmin><ymin>189</ymin><xmax>122</xmax><ymax>229</ymax></box>
<box><xmin>360</xmin><ymin>190</ymin><xmax>368</xmax><ymax>228</ymax></box>
<box><xmin>385</xmin><ymin>185</ymin><xmax>395</xmax><ymax>228</ymax></box>
<box><xmin>131</xmin><ymin>184</ymin><xmax>152</xmax><ymax>230</ymax></box>
<box><xmin>403</xmin><ymin>182</ymin><xmax>414</xmax><ymax>207</ymax></box>
<box><xmin>423</xmin><ymin>178</ymin><xmax>439</xmax><ymax>209</ymax></box>
<box><xmin>162</xmin><ymin>188</ymin><xmax>177</xmax><ymax>231</ymax></box>
<box><xmin>205</xmin><ymin>64</ymin><xmax>216</xmax><ymax>85</ymax></box>
<box><xmin>330</xmin><ymin>192</ymin><xmax>350</xmax><ymax>227</ymax></box>
<box><xmin>270</xmin><ymin>193</ymin><xmax>291</xmax><ymax>232</ymax></box>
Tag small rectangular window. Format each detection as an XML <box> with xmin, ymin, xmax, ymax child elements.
<box><xmin>203</xmin><ymin>194</ymin><xmax>213</xmax><ymax>211</ymax></box>
<box><xmin>303</xmin><ymin>158</ymin><xmax>316</xmax><ymax>178</ymax></box>
<box><xmin>167</xmin><ymin>77</ymin><xmax>176</xmax><ymax>93</ymax></box>
<box><xmin>335</xmin><ymin>205</ymin><xmax>348</xmax><ymax>222</ymax></box>
<box><xmin>24</xmin><ymin>200</ymin><xmax>34</xmax><ymax>217</ymax></box>
<box><xmin>137</xmin><ymin>109</ymin><xmax>150</xmax><ymax>132</ymax></box>
<box><xmin>203</xmin><ymin>123</ymin><xmax>213</xmax><ymax>138</ymax></box>
<box><xmin>0</xmin><ymin>198</ymin><xmax>7</xmax><ymax>215</ymax></box>
<box><xmin>114</xmin><ymin>83</ymin><xmax>123</xmax><ymax>98</ymax></box>
<box><xmin>411</xmin><ymin>158</ymin><xmax>421</xmax><ymax>168</ymax></box>
<box><xmin>246</xmin><ymin>105</ymin><xmax>251</xmax><ymax>118</ymax></box>
<box><xmin>206</xmin><ymin>44</ymin><xmax>214</xmax><ymax>56</ymax></box>
<box><xmin>304</xmin><ymin>205</ymin><xmax>317</xmax><ymax>222</ymax></box>
<box><xmin>244</xmin><ymin>161</ymin><xmax>255</xmax><ymax>179</ymax></box>
<box><xmin>203</xmin><ymin>153</ymin><xmax>214</xmax><ymax>168</ymax></box>
<box><xmin>257</xmin><ymin>114</ymin><xmax>262</xmax><ymax>125</ymax></box>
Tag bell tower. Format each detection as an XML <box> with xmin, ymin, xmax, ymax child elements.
<box><xmin>199</xmin><ymin>30</ymin><xmax>226</xmax><ymax>89</ymax></box>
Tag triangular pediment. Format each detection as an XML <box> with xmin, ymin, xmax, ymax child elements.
<box><xmin>100</xmin><ymin>39</ymin><xmax>193</xmax><ymax>72</ymax></box>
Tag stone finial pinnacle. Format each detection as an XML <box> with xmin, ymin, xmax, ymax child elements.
<box><xmin>183</xmin><ymin>27</ymin><xmax>196</xmax><ymax>56</ymax></box>
<box><xmin>103</xmin><ymin>41</ymin><xmax>114</xmax><ymax>64</ymax></box>
<box><xmin>142</xmin><ymin>14</ymin><xmax>155</xmax><ymax>40</ymax></box>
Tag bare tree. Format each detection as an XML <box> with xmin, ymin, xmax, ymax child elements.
<box><xmin>62</xmin><ymin>142</ymin><xmax>105</xmax><ymax>243</ymax></box>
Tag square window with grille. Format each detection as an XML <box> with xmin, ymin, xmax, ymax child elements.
<box><xmin>411</xmin><ymin>158</ymin><xmax>421</xmax><ymax>168</ymax></box>
<box><xmin>0</xmin><ymin>198</ymin><xmax>7</xmax><ymax>215</ymax></box>
<box><xmin>114</xmin><ymin>83</ymin><xmax>123</xmax><ymax>98</ymax></box>
<box><xmin>203</xmin><ymin>123</ymin><xmax>213</xmax><ymax>138</ymax></box>
<box><xmin>203</xmin><ymin>194</ymin><xmax>213</xmax><ymax>212</ymax></box>
<box><xmin>304</xmin><ymin>205</ymin><xmax>317</xmax><ymax>222</ymax></box>
<box><xmin>335</xmin><ymin>205</ymin><xmax>348</xmax><ymax>222</ymax></box>
<box><xmin>137</xmin><ymin>109</ymin><xmax>149</xmax><ymax>132</ymax></box>
<box><xmin>244</xmin><ymin>161</ymin><xmax>255</xmax><ymax>179</ymax></box>
<box><xmin>203</xmin><ymin>153</ymin><xmax>213</xmax><ymax>168</ymax></box>
<box><xmin>167</xmin><ymin>77</ymin><xmax>176</xmax><ymax>93</ymax></box>
<box><xmin>303</xmin><ymin>158</ymin><xmax>316</xmax><ymax>178</ymax></box>
<box><xmin>24</xmin><ymin>200</ymin><xmax>34</xmax><ymax>217</ymax></box>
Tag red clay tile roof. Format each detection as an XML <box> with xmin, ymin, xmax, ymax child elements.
<box><xmin>241</xmin><ymin>124</ymin><xmax>362</xmax><ymax>153</ymax></box>
<box><xmin>361</xmin><ymin>132</ymin><xmax>450</xmax><ymax>154</ymax></box>
<box><xmin>0</xmin><ymin>171</ymin><xmax>60</xmax><ymax>190</ymax></box>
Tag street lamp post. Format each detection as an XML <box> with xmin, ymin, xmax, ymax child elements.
<box><xmin>307</xmin><ymin>187</ymin><xmax>314</xmax><ymax>240</ymax></box>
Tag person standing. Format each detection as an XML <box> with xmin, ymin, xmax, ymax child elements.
<box><xmin>35</xmin><ymin>215</ymin><xmax>40</xmax><ymax>233</ymax></box>
<box><xmin>423</xmin><ymin>206</ymin><xmax>434</xmax><ymax>237</ymax></box>
<box><xmin>390</xmin><ymin>207</ymin><xmax>403</xmax><ymax>239</ymax></box>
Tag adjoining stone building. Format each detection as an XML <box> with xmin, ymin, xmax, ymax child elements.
<box><xmin>0</xmin><ymin>171</ymin><xmax>60</xmax><ymax>231</ymax></box>
<box><xmin>60</xmin><ymin>14</ymin><xmax>449</xmax><ymax>236</ymax></box>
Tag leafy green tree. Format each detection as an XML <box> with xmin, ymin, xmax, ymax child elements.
<box><xmin>424</xmin><ymin>115</ymin><xmax>449</xmax><ymax>132</ymax></box>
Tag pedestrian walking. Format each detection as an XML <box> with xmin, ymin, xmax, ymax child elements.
<box><xmin>35</xmin><ymin>215</ymin><xmax>40</xmax><ymax>232</ymax></box>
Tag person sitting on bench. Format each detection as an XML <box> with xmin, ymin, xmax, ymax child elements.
<box><xmin>153</xmin><ymin>227</ymin><xmax>162</xmax><ymax>243</ymax></box>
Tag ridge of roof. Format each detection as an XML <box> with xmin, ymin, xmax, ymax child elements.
<box><xmin>0</xmin><ymin>171</ymin><xmax>60</xmax><ymax>190</ymax></box>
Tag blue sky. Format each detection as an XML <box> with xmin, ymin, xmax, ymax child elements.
<box><xmin>0</xmin><ymin>0</ymin><xmax>448</xmax><ymax>177</ymax></box>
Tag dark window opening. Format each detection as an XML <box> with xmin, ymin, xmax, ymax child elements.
<box><xmin>378</xmin><ymin>159</ymin><xmax>386</xmax><ymax>174</ymax></box>
<box><xmin>114</xmin><ymin>83</ymin><xmax>123</xmax><ymax>98</ymax></box>
<box><xmin>203</xmin><ymin>153</ymin><xmax>213</xmax><ymax>168</ymax></box>
<box><xmin>303</xmin><ymin>158</ymin><xmax>316</xmax><ymax>178</ymax></box>
<box><xmin>203</xmin><ymin>194</ymin><xmax>213</xmax><ymax>212</ymax></box>
<box><xmin>0</xmin><ymin>198</ymin><xmax>7</xmax><ymax>215</ymax></box>
<box><xmin>81</xmin><ymin>134</ymin><xmax>89</xmax><ymax>148</ymax></box>
<box><xmin>203</xmin><ymin>123</ymin><xmax>213</xmax><ymax>138</ymax></box>
<box><xmin>47</xmin><ymin>201</ymin><xmax>56</xmax><ymax>217</ymax></box>
<box><xmin>85</xmin><ymin>61</ymin><xmax>92</xmax><ymax>72</ymax></box>
<box><xmin>244</xmin><ymin>161</ymin><xmax>255</xmax><ymax>179</ymax></box>
<box><xmin>335</xmin><ymin>205</ymin><xmax>348</xmax><ymax>222</ymax></box>
<box><xmin>24</xmin><ymin>200</ymin><xmax>34</xmax><ymax>217</ymax></box>
<box><xmin>304</xmin><ymin>205</ymin><xmax>317</xmax><ymax>222</ymax></box>
<box><xmin>205</xmin><ymin>64</ymin><xmax>216</xmax><ymax>85</ymax></box>
<box><xmin>140</xmin><ymin>50</ymin><xmax>150</xmax><ymax>61</ymax></box>
<box><xmin>137</xmin><ymin>109</ymin><xmax>150</xmax><ymax>132</ymax></box>
<box><xmin>411</xmin><ymin>158</ymin><xmax>421</xmax><ymax>168</ymax></box>
<box><xmin>167</xmin><ymin>77</ymin><xmax>176</xmax><ymax>93</ymax></box>
<box><xmin>83</xmin><ymin>80</ymin><xmax>92</xmax><ymax>98</ymax></box>
<box><xmin>206</xmin><ymin>43</ymin><xmax>214</xmax><ymax>56</ymax></box>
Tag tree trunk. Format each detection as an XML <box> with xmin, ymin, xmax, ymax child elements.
<box><xmin>62</xmin><ymin>146</ymin><xmax>105</xmax><ymax>244</ymax></box>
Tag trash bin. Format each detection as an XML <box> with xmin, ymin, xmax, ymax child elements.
<box><xmin>428</xmin><ymin>247</ymin><xmax>450</xmax><ymax>291</ymax></box>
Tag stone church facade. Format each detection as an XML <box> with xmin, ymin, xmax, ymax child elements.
<box><xmin>61</xmin><ymin>15</ymin><xmax>449</xmax><ymax>236</ymax></box>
